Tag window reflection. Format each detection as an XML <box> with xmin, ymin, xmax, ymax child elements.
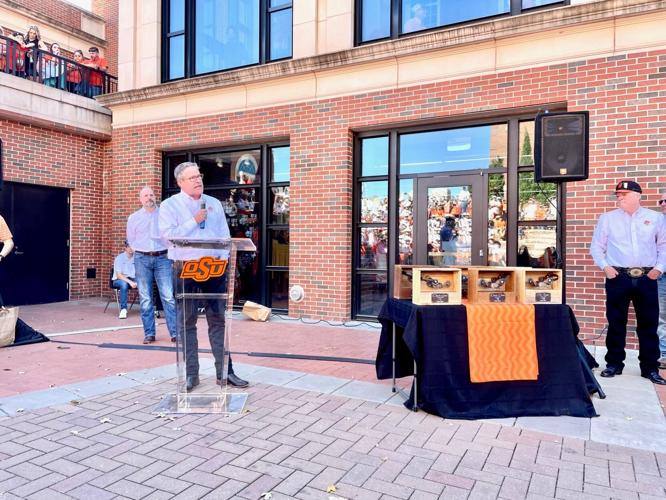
<box><xmin>361</xmin><ymin>0</ymin><xmax>391</xmax><ymax>41</ymax></box>
<box><xmin>427</xmin><ymin>186</ymin><xmax>472</xmax><ymax>266</ymax></box>
<box><xmin>218</xmin><ymin>187</ymin><xmax>260</xmax><ymax>304</ymax></box>
<box><xmin>488</xmin><ymin>174</ymin><xmax>507</xmax><ymax>266</ymax></box>
<box><xmin>269</xmin><ymin>271</ymin><xmax>288</xmax><ymax>309</ymax></box>
<box><xmin>400</xmin><ymin>124</ymin><xmax>507</xmax><ymax>174</ymax></box>
<box><xmin>361</xmin><ymin>136</ymin><xmax>389</xmax><ymax>176</ymax></box>
<box><xmin>270</xmin><ymin>8</ymin><xmax>292</xmax><ymax>60</ymax></box>
<box><xmin>401</xmin><ymin>0</ymin><xmax>509</xmax><ymax>34</ymax></box>
<box><xmin>361</xmin><ymin>181</ymin><xmax>388</xmax><ymax>223</ymax></box>
<box><xmin>518</xmin><ymin>225</ymin><xmax>557</xmax><ymax>268</ymax></box>
<box><xmin>519</xmin><ymin>172</ymin><xmax>557</xmax><ymax>221</ymax></box>
<box><xmin>197</xmin><ymin>150</ymin><xmax>261</xmax><ymax>186</ymax></box>
<box><xmin>523</xmin><ymin>0</ymin><xmax>562</xmax><ymax>8</ymax></box>
<box><xmin>360</xmin><ymin>228</ymin><xmax>388</xmax><ymax>270</ymax></box>
<box><xmin>169</xmin><ymin>36</ymin><xmax>184</xmax><ymax>80</ymax></box>
<box><xmin>270</xmin><ymin>187</ymin><xmax>289</xmax><ymax>224</ymax></box>
<box><xmin>271</xmin><ymin>146</ymin><xmax>290</xmax><ymax>182</ymax></box>
<box><xmin>519</xmin><ymin>121</ymin><xmax>535</xmax><ymax>166</ymax></box>
<box><xmin>195</xmin><ymin>0</ymin><xmax>259</xmax><ymax>74</ymax></box>
<box><xmin>269</xmin><ymin>230</ymin><xmax>289</xmax><ymax>266</ymax></box>
<box><xmin>357</xmin><ymin>273</ymin><xmax>387</xmax><ymax>316</ymax></box>
<box><xmin>398</xmin><ymin>179</ymin><xmax>413</xmax><ymax>265</ymax></box>
<box><xmin>169</xmin><ymin>0</ymin><xmax>184</xmax><ymax>32</ymax></box>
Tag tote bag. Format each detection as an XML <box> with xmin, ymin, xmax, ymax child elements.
<box><xmin>0</xmin><ymin>306</ymin><xmax>18</xmax><ymax>347</ymax></box>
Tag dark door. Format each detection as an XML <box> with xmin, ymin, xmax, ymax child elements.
<box><xmin>415</xmin><ymin>174</ymin><xmax>485</xmax><ymax>266</ymax></box>
<box><xmin>0</xmin><ymin>182</ymin><xmax>70</xmax><ymax>305</ymax></box>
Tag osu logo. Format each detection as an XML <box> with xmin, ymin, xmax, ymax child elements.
<box><xmin>180</xmin><ymin>257</ymin><xmax>228</xmax><ymax>282</ymax></box>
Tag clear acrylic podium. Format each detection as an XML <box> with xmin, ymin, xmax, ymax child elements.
<box><xmin>154</xmin><ymin>237</ymin><xmax>256</xmax><ymax>414</ymax></box>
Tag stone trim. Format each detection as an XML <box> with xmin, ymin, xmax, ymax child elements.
<box><xmin>98</xmin><ymin>0</ymin><xmax>666</xmax><ymax>107</ymax></box>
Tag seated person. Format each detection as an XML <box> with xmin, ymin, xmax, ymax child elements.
<box><xmin>113</xmin><ymin>241</ymin><xmax>136</xmax><ymax>319</ymax></box>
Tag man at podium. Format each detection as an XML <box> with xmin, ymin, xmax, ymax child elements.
<box><xmin>159</xmin><ymin>161</ymin><xmax>249</xmax><ymax>391</ymax></box>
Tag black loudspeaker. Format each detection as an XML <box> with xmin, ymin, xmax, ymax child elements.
<box><xmin>534</xmin><ymin>111</ymin><xmax>589</xmax><ymax>182</ymax></box>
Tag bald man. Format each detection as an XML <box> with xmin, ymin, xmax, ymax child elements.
<box><xmin>127</xmin><ymin>186</ymin><xmax>176</xmax><ymax>344</ymax></box>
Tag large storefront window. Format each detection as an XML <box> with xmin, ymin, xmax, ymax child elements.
<box><xmin>353</xmin><ymin>116</ymin><xmax>562</xmax><ymax>319</ymax></box>
<box><xmin>163</xmin><ymin>144</ymin><xmax>290</xmax><ymax>310</ymax></box>
<box><xmin>162</xmin><ymin>0</ymin><xmax>293</xmax><ymax>82</ymax></box>
<box><xmin>356</xmin><ymin>0</ymin><xmax>566</xmax><ymax>43</ymax></box>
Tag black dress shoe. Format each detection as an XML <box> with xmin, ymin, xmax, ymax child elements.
<box><xmin>170</xmin><ymin>337</ymin><xmax>176</xmax><ymax>343</ymax></box>
<box><xmin>642</xmin><ymin>371</ymin><xmax>666</xmax><ymax>385</ymax></box>
<box><xmin>227</xmin><ymin>373</ymin><xmax>249</xmax><ymax>388</ymax></box>
<box><xmin>185</xmin><ymin>375</ymin><xmax>200</xmax><ymax>392</ymax></box>
<box><xmin>143</xmin><ymin>336</ymin><xmax>156</xmax><ymax>345</ymax></box>
<box><xmin>600</xmin><ymin>366</ymin><xmax>623</xmax><ymax>377</ymax></box>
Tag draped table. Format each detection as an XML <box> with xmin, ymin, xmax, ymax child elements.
<box><xmin>376</xmin><ymin>298</ymin><xmax>599</xmax><ymax>419</ymax></box>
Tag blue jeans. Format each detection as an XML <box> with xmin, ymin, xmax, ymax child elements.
<box><xmin>658</xmin><ymin>275</ymin><xmax>666</xmax><ymax>357</ymax></box>
<box><xmin>134</xmin><ymin>253</ymin><xmax>176</xmax><ymax>339</ymax></box>
<box><xmin>113</xmin><ymin>279</ymin><xmax>134</xmax><ymax>309</ymax></box>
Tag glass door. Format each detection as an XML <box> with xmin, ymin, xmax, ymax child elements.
<box><xmin>415</xmin><ymin>175</ymin><xmax>485</xmax><ymax>266</ymax></box>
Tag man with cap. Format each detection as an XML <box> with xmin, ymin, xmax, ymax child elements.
<box><xmin>590</xmin><ymin>180</ymin><xmax>666</xmax><ymax>384</ymax></box>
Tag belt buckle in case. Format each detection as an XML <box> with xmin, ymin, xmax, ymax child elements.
<box><xmin>628</xmin><ymin>267</ymin><xmax>644</xmax><ymax>278</ymax></box>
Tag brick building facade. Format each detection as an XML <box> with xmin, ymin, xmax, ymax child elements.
<box><xmin>2</xmin><ymin>0</ymin><xmax>665</xmax><ymax>349</ymax></box>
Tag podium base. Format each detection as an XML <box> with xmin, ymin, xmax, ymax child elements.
<box><xmin>153</xmin><ymin>392</ymin><xmax>248</xmax><ymax>414</ymax></box>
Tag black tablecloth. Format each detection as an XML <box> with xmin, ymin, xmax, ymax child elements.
<box><xmin>376</xmin><ymin>299</ymin><xmax>597</xmax><ymax>419</ymax></box>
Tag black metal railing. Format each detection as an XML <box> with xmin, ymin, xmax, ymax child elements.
<box><xmin>0</xmin><ymin>34</ymin><xmax>117</xmax><ymax>97</ymax></box>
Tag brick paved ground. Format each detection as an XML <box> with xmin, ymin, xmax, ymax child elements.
<box><xmin>2</xmin><ymin>379</ymin><xmax>666</xmax><ymax>500</ymax></box>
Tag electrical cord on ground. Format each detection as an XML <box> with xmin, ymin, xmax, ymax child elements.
<box><xmin>268</xmin><ymin>313</ymin><xmax>381</xmax><ymax>329</ymax></box>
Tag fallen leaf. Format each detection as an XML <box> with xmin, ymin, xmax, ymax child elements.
<box><xmin>259</xmin><ymin>493</ymin><xmax>272</xmax><ymax>500</ymax></box>
<box><xmin>70</xmin><ymin>400</ymin><xmax>81</xmax><ymax>406</ymax></box>
<box><xmin>70</xmin><ymin>430</ymin><xmax>79</xmax><ymax>435</ymax></box>
<box><xmin>326</xmin><ymin>485</ymin><xmax>337</xmax><ymax>493</ymax></box>
<box><xmin>99</xmin><ymin>417</ymin><xmax>111</xmax><ymax>424</ymax></box>
<box><xmin>56</xmin><ymin>346</ymin><xmax>70</xmax><ymax>350</ymax></box>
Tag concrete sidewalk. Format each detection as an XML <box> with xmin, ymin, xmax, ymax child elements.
<box><xmin>1</xmin><ymin>299</ymin><xmax>666</xmax><ymax>499</ymax></box>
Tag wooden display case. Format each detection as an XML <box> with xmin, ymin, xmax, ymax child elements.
<box><xmin>467</xmin><ymin>267</ymin><xmax>520</xmax><ymax>304</ymax></box>
<box><xmin>517</xmin><ymin>268</ymin><xmax>563</xmax><ymax>304</ymax></box>
<box><xmin>411</xmin><ymin>268</ymin><xmax>462</xmax><ymax>305</ymax></box>
<box><xmin>392</xmin><ymin>265</ymin><xmax>436</xmax><ymax>299</ymax></box>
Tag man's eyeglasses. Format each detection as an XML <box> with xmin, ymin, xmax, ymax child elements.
<box><xmin>659</xmin><ymin>199</ymin><xmax>666</xmax><ymax>205</ymax></box>
<box><xmin>183</xmin><ymin>174</ymin><xmax>203</xmax><ymax>183</ymax></box>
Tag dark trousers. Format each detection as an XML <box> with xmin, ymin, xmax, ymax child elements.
<box><xmin>174</xmin><ymin>273</ymin><xmax>234</xmax><ymax>379</ymax></box>
<box><xmin>605</xmin><ymin>274</ymin><xmax>659</xmax><ymax>374</ymax></box>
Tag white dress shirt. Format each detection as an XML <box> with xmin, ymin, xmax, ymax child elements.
<box><xmin>158</xmin><ymin>191</ymin><xmax>231</xmax><ymax>261</ymax></box>
<box><xmin>590</xmin><ymin>207</ymin><xmax>666</xmax><ymax>272</ymax></box>
<box><xmin>126</xmin><ymin>207</ymin><xmax>167</xmax><ymax>252</ymax></box>
<box><xmin>113</xmin><ymin>252</ymin><xmax>135</xmax><ymax>280</ymax></box>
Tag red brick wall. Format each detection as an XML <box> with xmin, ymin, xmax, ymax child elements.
<box><xmin>10</xmin><ymin>0</ymin><xmax>83</xmax><ymax>31</ymax></box>
<box><xmin>92</xmin><ymin>0</ymin><xmax>118</xmax><ymax>77</ymax></box>
<box><xmin>0</xmin><ymin>118</ymin><xmax>106</xmax><ymax>298</ymax></box>
<box><xmin>107</xmin><ymin>48</ymin><xmax>666</xmax><ymax>346</ymax></box>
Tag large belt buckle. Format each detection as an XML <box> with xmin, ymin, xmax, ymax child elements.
<box><xmin>628</xmin><ymin>267</ymin><xmax>645</xmax><ymax>278</ymax></box>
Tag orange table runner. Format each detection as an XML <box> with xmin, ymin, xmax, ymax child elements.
<box><xmin>466</xmin><ymin>304</ymin><xmax>538</xmax><ymax>383</ymax></box>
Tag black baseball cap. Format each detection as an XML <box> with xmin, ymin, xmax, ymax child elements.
<box><xmin>615</xmin><ymin>180</ymin><xmax>642</xmax><ymax>193</ymax></box>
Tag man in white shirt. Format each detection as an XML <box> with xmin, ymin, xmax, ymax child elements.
<box><xmin>113</xmin><ymin>241</ymin><xmax>136</xmax><ymax>319</ymax></box>
<box><xmin>127</xmin><ymin>187</ymin><xmax>176</xmax><ymax>344</ymax></box>
<box><xmin>159</xmin><ymin>161</ymin><xmax>248</xmax><ymax>391</ymax></box>
<box><xmin>590</xmin><ymin>180</ymin><xmax>666</xmax><ymax>384</ymax></box>
<box><xmin>657</xmin><ymin>188</ymin><xmax>666</xmax><ymax>368</ymax></box>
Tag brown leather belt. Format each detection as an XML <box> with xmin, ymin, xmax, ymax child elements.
<box><xmin>613</xmin><ymin>267</ymin><xmax>652</xmax><ymax>278</ymax></box>
<box><xmin>135</xmin><ymin>250</ymin><xmax>168</xmax><ymax>257</ymax></box>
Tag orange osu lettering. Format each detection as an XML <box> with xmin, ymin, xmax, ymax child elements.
<box><xmin>180</xmin><ymin>257</ymin><xmax>228</xmax><ymax>282</ymax></box>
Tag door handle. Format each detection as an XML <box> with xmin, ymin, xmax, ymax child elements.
<box><xmin>479</xmin><ymin>249</ymin><xmax>484</xmax><ymax>257</ymax></box>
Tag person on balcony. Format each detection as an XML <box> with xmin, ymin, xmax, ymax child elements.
<box><xmin>23</xmin><ymin>25</ymin><xmax>46</xmax><ymax>81</ymax></box>
<box><xmin>66</xmin><ymin>50</ymin><xmax>85</xmax><ymax>95</ymax></box>
<box><xmin>83</xmin><ymin>46</ymin><xmax>107</xmax><ymax>97</ymax></box>
<box><xmin>44</xmin><ymin>43</ymin><xmax>65</xmax><ymax>89</ymax></box>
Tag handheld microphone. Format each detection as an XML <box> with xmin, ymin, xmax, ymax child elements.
<box><xmin>199</xmin><ymin>201</ymin><xmax>206</xmax><ymax>229</ymax></box>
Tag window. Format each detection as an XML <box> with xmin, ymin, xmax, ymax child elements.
<box><xmin>356</xmin><ymin>0</ymin><xmax>567</xmax><ymax>43</ymax></box>
<box><xmin>162</xmin><ymin>144</ymin><xmax>290</xmax><ymax>311</ymax></box>
<box><xmin>162</xmin><ymin>0</ymin><xmax>293</xmax><ymax>82</ymax></box>
<box><xmin>352</xmin><ymin>116</ymin><xmax>562</xmax><ymax>319</ymax></box>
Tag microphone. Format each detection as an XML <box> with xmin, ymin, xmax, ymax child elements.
<box><xmin>199</xmin><ymin>201</ymin><xmax>206</xmax><ymax>229</ymax></box>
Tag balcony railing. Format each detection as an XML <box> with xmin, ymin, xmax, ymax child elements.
<box><xmin>0</xmin><ymin>35</ymin><xmax>117</xmax><ymax>97</ymax></box>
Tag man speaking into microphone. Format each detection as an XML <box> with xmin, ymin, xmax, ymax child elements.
<box><xmin>159</xmin><ymin>161</ymin><xmax>248</xmax><ymax>390</ymax></box>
